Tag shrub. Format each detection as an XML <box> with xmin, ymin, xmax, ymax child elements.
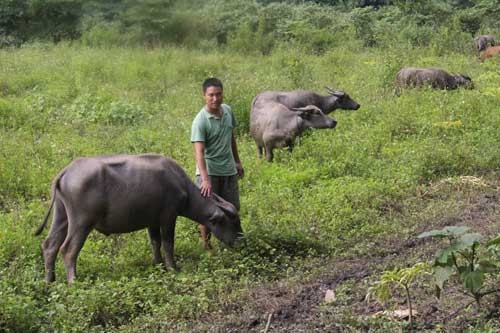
<box><xmin>69</xmin><ymin>94</ymin><xmax>148</xmax><ymax>125</ymax></box>
<box><xmin>80</xmin><ymin>22</ymin><xmax>127</xmax><ymax>48</ymax></box>
<box><xmin>350</xmin><ymin>7</ymin><xmax>378</xmax><ymax>47</ymax></box>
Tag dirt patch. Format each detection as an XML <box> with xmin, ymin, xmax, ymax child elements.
<box><xmin>186</xmin><ymin>184</ymin><xmax>499</xmax><ymax>332</ymax></box>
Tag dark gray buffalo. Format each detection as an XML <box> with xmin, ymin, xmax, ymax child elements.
<box><xmin>395</xmin><ymin>67</ymin><xmax>473</xmax><ymax>93</ymax></box>
<box><xmin>35</xmin><ymin>154</ymin><xmax>242</xmax><ymax>283</ymax></box>
<box><xmin>255</xmin><ymin>88</ymin><xmax>360</xmax><ymax>115</ymax></box>
<box><xmin>474</xmin><ymin>35</ymin><xmax>496</xmax><ymax>52</ymax></box>
<box><xmin>250</xmin><ymin>88</ymin><xmax>360</xmax><ymax>162</ymax></box>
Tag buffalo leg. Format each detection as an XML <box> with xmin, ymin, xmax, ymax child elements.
<box><xmin>264</xmin><ymin>144</ymin><xmax>274</xmax><ymax>162</ymax></box>
<box><xmin>148</xmin><ymin>226</ymin><xmax>163</xmax><ymax>265</ymax></box>
<box><xmin>160</xmin><ymin>217</ymin><xmax>178</xmax><ymax>270</ymax></box>
<box><xmin>287</xmin><ymin>139</ymin><xmax>294</xmax><ymax>153</ymax></box>
<box><xmin>257</xmin><ymin>145</ymin><xmax>263</xmax><ymax>159</ymax></box>
<box><xmin>42</xmin><ymin>198</ymin><xmax>68</xmax><ymax>283</ymax></box>
<box><xmin>59</xmin><ymin>217</ymin><xmax>92</xmax><ymax>283</ymax></box>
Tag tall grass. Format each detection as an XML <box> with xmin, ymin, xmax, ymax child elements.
<box><xmin>0</xmin><ymin>43</ymin><xmax>499</xmax><ymax>331</ymax></box>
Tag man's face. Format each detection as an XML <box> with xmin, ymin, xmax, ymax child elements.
<box><xmin>204</xmin><ymin>86</ymin><xmax>223</xmax><ymax>113</ymax></box>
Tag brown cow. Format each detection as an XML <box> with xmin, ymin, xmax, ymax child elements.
<box><xmin>481</xmin><ymin>46</ymin><xmax>500</xmax><ymax>62</ymax></box>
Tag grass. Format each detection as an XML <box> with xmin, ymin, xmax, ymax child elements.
<box><xmin>0</xmin><ymin>42</ymin><xmax>499</xmax><ymax>332</ymax></box>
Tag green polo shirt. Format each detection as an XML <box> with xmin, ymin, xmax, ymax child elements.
<box><xmin>191</xmin><ymin>104</ymin><xmax>237</xmax><ymax>176</ymax></box>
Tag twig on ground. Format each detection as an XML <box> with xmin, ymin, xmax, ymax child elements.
<box><xmin>264</xmin><ymin>312</ymin><xmax>273</xmax><ymax>333</ymax></box>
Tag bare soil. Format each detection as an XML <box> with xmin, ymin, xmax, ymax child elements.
<box><xmin>186</xmin><ymin>182</ymin><xmax>500</xmax><ymax>332</ymax></box>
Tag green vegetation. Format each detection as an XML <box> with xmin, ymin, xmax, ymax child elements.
<box><xmin>0</xmin><ymin>0</ymin><xmax>499</xmax><ymax>331</ymax></box>
<box><xmin>367</xmin><ymin>262</ymin><xmax>431</xmax><ymax>332</ymax></box>
<box><xmin>368</xmin><ymin>228</ymin><xmax>500</xmax><ymax>331</ymax></box>
<box><xmin>418</xmin><ymin>226</ymin><xmax>500</xmax><ymax>304</ymax></box>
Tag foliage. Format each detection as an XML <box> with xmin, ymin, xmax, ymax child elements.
<box><xmin>350</xmin><ymin>7</ymin><xmax>377</xmax><ymax>47</ymax></box>
<box><xmin>367</xmin><ymin>263</ymin><xmax>431</xmax><ymax>331</ymax></box>
<box><xmin>0</xmin><ymin>23</ymin><xmax>499</xmax><ymax>331</ymax></box>
<box><xmin>69</xmin><ymin>93</ymin><xmax>149</xmax><ymax>125</ymax></box>
<box><xmin>2</xmin><ymin>0</ymin><xmax>500</xmax><ymax>51</ymax></box>
<box><xmin>418</xmin><ymin>227</ymin><xmax>500</xmax><ymax>304</ymax></box>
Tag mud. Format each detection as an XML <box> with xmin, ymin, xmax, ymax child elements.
<box><xmin>186</xmin><ymin>186</ymin><xmax>499</xmax><ymax>332</ymax></box>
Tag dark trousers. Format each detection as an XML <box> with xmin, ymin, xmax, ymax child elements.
<box><xmin>196</xmin><ymin>174</ymin><xmax>240</xmax><ymax>249</ymax></box>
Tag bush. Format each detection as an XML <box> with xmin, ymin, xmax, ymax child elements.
<box><xmin>69</xmin><ymin>94</ymin><xmax>148</xmax><ymax>125</ymax></box>
<box><xmin>350</xmin><ymin>7</ymin><xmax>378</xmax><ymax>47</ymax></box>
<box><xmin>80</xmin><ymin>22</ymin><xmax>127</xmax><ymax>48</ymax></box>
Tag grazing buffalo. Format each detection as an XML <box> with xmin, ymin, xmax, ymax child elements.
<box><xmin>255</xmin><ymin>88</ymin><xmax>360</xmax><ymax>115</ymax></box>
<box><xmin>250</xmin><ymin>102</ymin><xmax>336</xmax><ymax>162</ymax></box>
<box><xmin>35</xmin><ymin>154</ymin><xmax>242</xmax><ymax>283</ymax></box>
<box><xmin>395</xmin><ymin>67</ymin><xmax>473</xmax><ymax>93</ymax></box>
<box><xmin>250</xmin><ymin>88</ymin><xmax>360</xmax><ymax>162</ymax></box>
<box><xmin>474</xmin><ymin>35</ymin><xmax>496</xmax><ymax>52</ymax></box>
<box><xmin>481</xmin><ymin>45</ymin><xmax>500</xmax><ymax>61</ymax></box>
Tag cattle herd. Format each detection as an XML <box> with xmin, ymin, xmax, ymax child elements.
<box><xmin>36</xmin><ymin>34</ymin><xmax>498</xmax><ymax>282</ymax></box>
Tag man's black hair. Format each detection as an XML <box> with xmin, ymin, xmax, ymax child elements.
<box><xmin>202</xmin><ymin>77</ymin><xmax>223</xmax><ymax>92</ymax></box>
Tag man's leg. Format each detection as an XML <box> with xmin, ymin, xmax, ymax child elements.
<box><xmin>196</xmin><ymin>175</ymin><xmax>222</xmax><ymax>250</ymax></box>
<box><xmin>220</xmin><ymin>174</ymin><xmax>240</xmax><ymax>211</ymax></box>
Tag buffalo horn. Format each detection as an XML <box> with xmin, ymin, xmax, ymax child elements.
<box><xmin>325</xmin><ymin>86</ymin><xmax>345</xmax><ymax>97</ymax></box>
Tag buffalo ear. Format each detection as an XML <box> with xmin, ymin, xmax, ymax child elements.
<box><xmin>209</xmin><ymin>208</ymin><xmax>224</xmax><ymax>224</ymax></box>
<box><xmin>211</xmin><ymin>193</ymin><xmax>238</xmax><ymax>219</ymax></box>
<box><xmin>290</xmin><ymin>105</ymin><xmax>323</xmax><ymax>113</ymax></box>
<box><xmin>291</xmin><ymin>105</ymin><xmax>321</xmax><ymax>120</ymax></box>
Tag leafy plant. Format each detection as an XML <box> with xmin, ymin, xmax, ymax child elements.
<box><xmin>367</xmin><ymin>262</ymin><xmax>431</xmax><ymax>332</ymax></box>
<box><xmin>418</xmin><ymin>226</ymin><xmax>500</xmax><ymax>305</ymax></box>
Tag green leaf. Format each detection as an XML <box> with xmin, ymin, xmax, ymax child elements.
<box><xmin>433</xmin><ymin>266</ymin><xmax>454</xmax><ymax>290</ymax></box>
<box><xmin>460</xmin><ymin>270</ymin><xmax>484</xmax><ymax>293</ymax></box>
<box><xmin>477</xmin><ymin>260</ymin><xmax>498</xmax><ymax>273</ymax></box>
<box><xmin>418</xmin><ymin>229</ymin><xmax>449</xmax><ymax>239</ymax></box>
<box><xmin>443</xmin><ymin>226</ymin><xmax>470</xmax><ymax>236</ymax></box>
<box><xmin>435</xmin><ymin>248</ymin><xmax>453</xmax><ymax>264</ymax></box>
<box><xmin>486</xmin><ymin>235</ymin><xmax>500</xmax><ymax>248</ymax></box>
<box><xmin>445</xmin><ymin>233</ymin><xmax>483</xmax><ymax>255</ymax></box>
<box><xmin>458</xmin><ymin>233</ymin><xmax>483</xmax><ymax>248</ymax></box>
<box><xmin>418</xmin><ymin>226</ymin><xmax>470</xmax><ymax>239</ymax></box>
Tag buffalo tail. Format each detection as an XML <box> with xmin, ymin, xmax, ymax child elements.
<box><xmin>34</xmin><ymin>170</ymin><xmax>64</xmax><ymax>236</ymax></box>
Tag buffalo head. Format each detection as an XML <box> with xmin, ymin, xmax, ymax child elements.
<box><xmin>325</xmin><ymin>87</ymin><xmax>361</xmax><ymax>111</ymax></box>
<box><xmin>207</xmin><ymin>194</ymin><xmax>243</xmax><ymax>247</ymax></box>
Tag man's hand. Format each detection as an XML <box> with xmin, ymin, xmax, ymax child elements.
<box><xmin>236</xmin><ymin>162</ymin><xmax>244</xmax><ymax>179</ymax></box>
<box><xmin>200</xmin><ymin>178</ymin><xmax>212</xmax><ymax>197</ymax></box>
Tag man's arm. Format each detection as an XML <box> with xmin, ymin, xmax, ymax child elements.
<box><xmin>231</xmin><ymin>132</ymin><xmax>244</xmax><ymax>178</ymax></box>
<box><xmin>194</xmin><ymin>142</ymin><xmax>212</xmax><ymax>197</ymax></box>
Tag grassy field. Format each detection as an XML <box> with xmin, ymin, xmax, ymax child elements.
<box><xmin>0</xmin><ymin>43</ymin><xmax>499</xmax><ymax>332</ymax></box>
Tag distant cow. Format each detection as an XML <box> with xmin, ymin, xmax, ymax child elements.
<box><xmin>35</xmin><ymin>154</ymin><xmax>243</xmax><ymax>283</ymax></box>
<box><xmin>255</xmin><ymin>88</ymin><xmax>360</xmax><ymax>115</ymax></box>
<box><xmin>250</xmin><ymin>102</ymin><xmax>336</xmax><ymax>162</ymax></box>
<box><xmin>395</xmin><ymin>67</ymin><xmax>473</xmax><ymax>93</ymax></box>
<box><xmin>481</xmin><ymin>45</ymin><xmax>500</xmax><ymax>61</ymax></box>
<box><xmin>474</xmin><ymin>35</ymin><xmax>496</xmax><ymax>52</ymax></box>
<box><xmin>250</xmin><ymin>88</ymin><xmax>360</xmax><ymax>162</ymax></box>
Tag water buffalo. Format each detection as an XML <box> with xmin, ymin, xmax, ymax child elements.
<box><xmin>481</xmin><ymin>45</ymin><xmax>500</xmax><ymax>61</ymax></box>
<box><xmin>250</xmin><ymin>88</ymin><xmax>360</xmax><ymax>162</ymax></box>
<box><xmin>255</xmin><ymin>88</ymin><xmax>360</xmax><ymax>115</ymax></box>
<box><xmin>250</xmin><ymin>102</ymin><xmax>336</xmax><ymax>162</ymax></box>
<box><xmin>474</xmin><ymin>35</ymin><xmax>496</xmax><ymax>52</ymax></box>
<box><xmin>35</xmin><ymin>154</ymin><xmax>242</xmax><ymax>283</ymax></box>
<box><xmin>395</xmin><ymin>67</ymin><xmax>473</xmax><ymax>93</ymax></box>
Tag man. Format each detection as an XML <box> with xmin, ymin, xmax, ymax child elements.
<box><xmin>191</xmin><ymin>77</ymin><xmax>244</xmax><ymax>250</ymax></box>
